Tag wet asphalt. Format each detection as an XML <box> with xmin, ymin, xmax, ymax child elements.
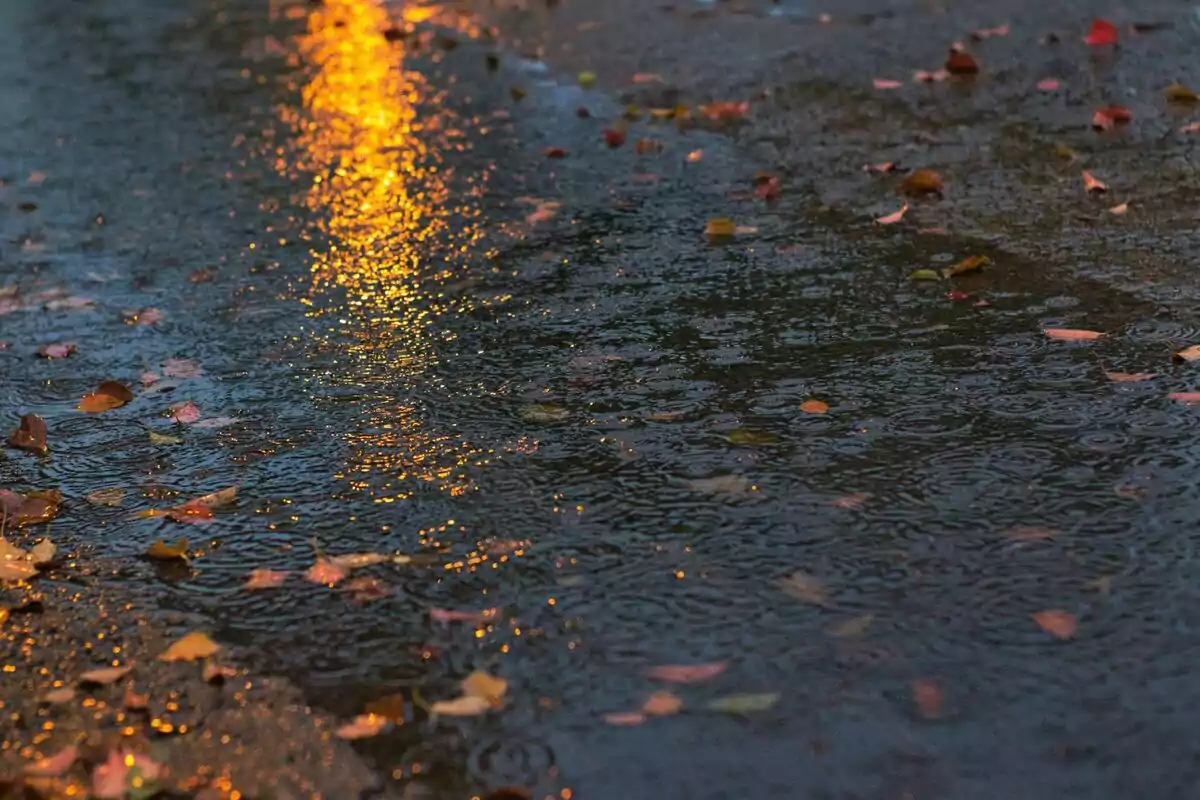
<box><xmin>5</xmin><ymin>0</ymin><xmax>1200</xmax><ymax>798</ymax></box>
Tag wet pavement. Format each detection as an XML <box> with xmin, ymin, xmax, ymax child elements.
<box><xmin>5</xmin><ymin>0</ymin><xmax>1200</xmax><ymax>797</ymax></box>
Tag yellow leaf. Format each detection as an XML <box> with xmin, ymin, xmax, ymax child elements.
<box><xmin>336</xmin><ymin>714</ymin><xmax>389</xmax><ymax>740</ymax></box>
<box><xmin>462</xmin><ymin>670</ymin><xmax>507</xmax><ymax>703</ymax></box>
<box><xmin>704</xmin><ymin>217</ymin><xmax>736</xmax><ymax>238</ymax></box>
<box><xmin>430</xmin><ymin>695</ymin><xmax>493</xmax><ymax>716</ymax></box>
<box><xmin>145</xmin><ymin>538</ymin><xmax>189</xmax><ymax>561</ymax></box>
<box><xmin>148</xmin><ymin>432</ymin><xmax>182</xmax><ymax>445</ymax></box>
<box><xmin>158</xmin><ymin>631</ymin><xmax>221</xmax><ymax>662</ymax></box>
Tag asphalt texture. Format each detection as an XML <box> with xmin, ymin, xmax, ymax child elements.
<box><xmin>5</xmin><ymin>0</ymin><xmax>1200</xmax><ymax>798</ymax></box>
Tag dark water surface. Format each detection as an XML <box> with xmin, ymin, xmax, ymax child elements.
<box><xmin>5</xmin><ymin>0</ymin><xmax>1200</xmax><ymax>797</ymax></box>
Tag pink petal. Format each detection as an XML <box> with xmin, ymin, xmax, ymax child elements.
<box><xmin>873</xmin><ymin>78</ymin><xmax>903</xmax><ymax>90</ymax></box>
<box><xmin>1168</xmin><ymin>392</ymin><xmax>1200</xmax><ymax>404</ymax></box>
<box><xmin>169</xmin><ymin>401</ymin><xmax>202</xmax><ymax>424</ymax></box>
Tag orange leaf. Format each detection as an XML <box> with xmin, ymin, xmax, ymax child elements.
<box><xmin>1043</xmin><ymin>328</ymin><xmax>1103</xmax><ymax>341</ymax></box>
<box><xmin>23</xmin><ymin>745</ymin><xmax>78</xmax><ymax>777</ymax></box>
<box><xmin>145</xmin><ymin>538</ymin><xmax>189</xmax><ymax>561</ymax></box>
<box><xmin>1082</xmin><ymin>171</ymin><xmax>1108</xmax><ymax>193</ymax></box>
<box><xmin>1172</xmin><ymin>345</ymin><xmax>1200</xmax><ymax>362</ymax></box>
<box><xmin>698</xmin><ymin>101</ymin><xmax>749</xmax><ymax>120</ymax></box>
<box><xmin>159</xmin><ymin>631</ymin><xmax>221</xmax><ymax>662</ymax></box>
<box><xmin>604</xmin><ymin>711</ymin><xmax>646</xmax><ymax>726</ymax></box>
<box><xmin>1032</xmin><ymin>610</ymin><xmax>1076</xmax><ymax>639</ymax></box>
<box><xmin>862</xmin><ymin>162</ymin><xmax>895</xmax><ymax>174</ymax></box>
<box><xmin>244</xmin><ymin>568</ymin><xmax>289</xmax><ymax>590</ymax></box>
<box><xmin>305</xmin><ymin>556</ymin><xmax>346</xmax><ymax>585</ymax></box>
<box><xmin>912</xmin><ymin>680</ymin><xmax>943</xmax><ymax>718</ymax></box>
<box><xmin>900</xmin><ymin>169</ymin><xmax>943</xmax><ymax>196</ymax></box>
<box><xmin>641</xmin><ymin>690</ymin><xmax>683</xmax><ymax>716</ymax></box>
<box><xmin>646</xmin><ymin>661</ymin><xmax>727</xmax><ymax>684</ymax></box>
<box><xmin>800</xmin><ymin>399</ymin><xmax>829</xmax><ymax>414</ymax></box>
<box><xmin>430</xmin><ymin>607</ymin><xmax>498</xmax><ymax>624</ymax></box>
<box><xmin>1108</xmin><ymin>202</ymin><xmax>1129</xmax><ymax>215</ymax></box>
<box><xmin>1104</xmin><ymin>371</ymin><xmax>1155</xmax><ymax>383</ymax></box>
<box><xmin>79</xmin><ymin>665</ymin><xmax>133</xmax><ymax>685</ymax></box>
<box><xmin>875</xmin><ymin>204</ymin><xmax>908</xmax><ymax>225</ymax></box>
<box><xmin>705</xmin><ymin>218</ymin><xmax>737</xmax><ymax>238</ymax></box>
<box><xmin>1083</xmin><ymin>18</ymin><xmax>1118</xmax><ymax>45</ymax></box>
<box><xmin>77</xmin><ymin>380</ymin><xmax>134</xmax><ymax>413</ymax></box>
<box><xmin>1092</xmin><ymin>105</ymin><xmax>1131</xmax><ymax>130</ymax></box>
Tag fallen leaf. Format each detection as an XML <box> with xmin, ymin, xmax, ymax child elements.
<box><xmin>123</xmin><ymin>686</ymin><xmax>149</xmax><ymax>710</ymax></box>
<box><xmin>91</xmin><ymin>748</ymin><xmax>163</xmax><ymax>799</ymax></box>
<box><xmin>430</xmin><ymin>607</ymin><xmax>498</xmax><ymax>624</ymax></box>
<box><xmin>1163</xmin><ymin>83</ymin><xmax>1198</xmax><ymax>104</ymax></box>
<box><xmin>698</xmin><ymin>101</ymin><xmax>749</xmax><ymax>120</ymax></box>
<box><xmin>1182</xmin><ymin>122</ymin><xmax>1200</xmax><ymax>134</ymax></box>
<box><xmin>203</xmin><ymin>663</ymin><xmax>237</xmax><ymax>683</ymax></box>
<box><xmin>603</xmin><ymin>128</ymin><xmax>626</xmax><ymax>148</ymax></box>
<box><xmin>23</xmin><ymin>745</ymin><xmax>78</xmax><ymax>777</ymax></box>
<box><xmin>827</xmin><ymin>614</ymin><xmax>874</xmax><ymax>638</ymax></box>
<box><xmin>912</xmin><ymin>679</ymin><xmax>943</xmax><ymax>718</ymax></box>
<box><xmin>944</xmin><ymin>49</ymin><xmax>979</xmax><ymax>75</ymax></box>
<box><xmin>180</xmin><ymin>485</ymin><xmax>237</xmax><ymax>510</ymax></box>
<box><xmin>87</xmin><ymin>487</ymin><xmax>128</xmax><ymax>507</ymax></box>
<box><xmin>305</xmin><ymin>557</ymin><xmax>347</xmax><ymax>585</ymax></box>
<box><xmin>1032</xmin><ymin>609</ymin><xmax>1076</xmax><ymax>639</ymax></box>
<box><xmin>970</xmin><ymin>23</ymin><xmax>1009</xmax><ymax>39</ymax></box>
<box><xmin>707</xmin><ymin>693</ymin><xmax>780</xmax><ymax>714</ymax></box>
<box><xmin>346</xmin><ymin>576</ymin><xmax>390</xmax><ymax>602</ymax></box>
<box><xmin>1044</xmin><ymin>328</ymin><xmax>1103</xmax><ymax>341</ymax></box>
<box><xmin>29</xmin><ymin>538</ymin><xmax>55</xmax><ymax>564</ymax></box>
<box><xmin>1168</xmin><ymin>392</ymin><xmax>1200</xmax><ymax>404</ymax></box>
<box><xmin>328</xmin><ymin>552</ymin><xmax>391</xmax><ymax>570</ymax></box>
<box><xmin>42</xmin><ymin>687</ymin><xmax>76</xmax><ymax>704</ymax></box>
<box><xmin>37</xmin><ymin>342</ymin><xmax>76</xmax><ymax>359</ymax></box>
<box><xmin>913</xmin><ymin>69</ymin><xmax>950</xmax><ymax>83</ymax></box>
<box><xmin>780</xmin><ymin>572</ymin><xmax>829</xmax><ymax>606</ymax></box>
<box><xmin>1105</xmin><ymin>371</ymin><xmax>1155</xmax><ymax>382</ymax></box>
<box><xmin>946</xmin><ymin>289</ymin><xmax>970</xmax><ymax>301</ymax></box>
<box><xmin>521</xmin><ymin>403</ymin><xmax>570</xmax><ymax>424</ymax></box>
<box><xmin>642</xmin><ymin>690</ymin><xmax>682</xmax><ymax>716</ymax></box>
<box><xmin>1082</xmin><ymin>170</ymin><xmax>1108</xmax><ymax>193</ymax></box>
<box><xmin>78</xmin><ymin>380</ymin><xmax>134</xmax><ymax>413</ymax></box>
<box><xmin>79</xmin><ymin>665</ymin><xmax>133</xmax><ymax>685</ymax></box>
<box><xmin>0</xmin><ymin>488</ymin><xmax>62</xmax><ymax>526</ymax></box>
<box><xmin>704</xmin><ymin>217</ymin><xmax>737</xmax><ymax>238</ymax></box>
<box><xmin>158</xmin><ymin>631</ymin><xmax>221</xmax><ymax>662</ymax></box>
<box><xmin>943</xmin><ymin>254</ymin><xmax>991</xmax><ymax>278</ymax></box>
<box><xmin>525</xmin><ymin>200</ymin><xmax>560</xmax><ymax>224</ymax></box>
<box><xmin>900</xmin><ymin>169</ymin><xmax>943</xmax><ymax>196</ymax></box>
<box><xmin>873</xmin><ymin>78</ymin><xmax>903</xmax><ymax>90</ymax></box>
<box><xmin>543</xmin><ymin>147</ymin><xmax>567</xmax><ymax>158</ymax></box>
<box><xmin>755</xmin><ymin>174</ymin><xmax>781</xmax><ymax>200</ymax></box>
<box><xmin>1002</xmin><ymin>524</ymin><xmax>1059</xmax><ymax>541</ymax></box>
<box><xmin>1173</xmin><ymin>345</ymin><xmax>1200</xmax><ymax>362</ymax></box>
<box><xmin>647</xmin><ymin>661</ymin><xmax>727</xmax><ymax>684</ymax></box>
<box><xmin>161</xmin><ymin>358</ymin><xmax>202</xmax><ymax>378</ymax></box>
<box><xmin>1092</xmin><ymin>105</ymin><xmax>1132</xmax><ymax>130</ymax></box>
<box><xmin>169</xmin><ymin>401</ymin><xmax>202</xmax><ymax>424</ymax></box>
<box><xmin>907</xmin><ymin>269</ymin><xmax>941</xmax><ymax>281</ymax></box>
<box><xmin>1083</xmin><ymin>18</ymin><xmax>1118</xmax><ymax>45</ymax></box>
<box><xmin>1036</xmin><ymin>78</ymin><xmax>1060</xmax><ymax>91</ymax></box>
<box><xmin>148</xmin><ymin>431</ymin><xmax>182</xmax><ymax>445</ymax></box>
<box><xmin>832</xmin><ymin>492</ymin><xmax>872</xmax><ymax>509</ymax></box>
<box><xmin>243</xmin><ymin>568</ymin><xmax>288</xmax><ymax>590</ymax></box>
<box><xmin>725</xmin><ymin>428</ymin><xmax>777</xmax><ymax>445</ymax></box>
<box><xmin>603</xmin><ymin>711</ymin><xmax>646</xmax><ymax>725</ymax></box>
<box><xmin>7</xmin><ymin>413</ymin><xmax>47</xmax><ymax>454</ymax></box>
<box><xmin>145</xmin><ymin>538</ymin><xmax>188</xmax><ymax>561</ymax></box>
<box><xmin>193</xmin><ymin>416</ymin><xmax>238</xmax><ymax>429</ymax></box>
<box><xmin>430</xmin><ymin>695</ymin><xmax>493</xmax><ymax>716</ymax></box>
<box><xmin>336</xmin><ymin>714</ymin><xmax>389</xmax><ymax>740</ymax></box>
<box><xmin>686</xmin><ymin>149</ymin><xmax>704</xmax><ymax>163</ymax></box>
<box><xmin>577</xmin><ymin>70</ymin><xmax>596</xmax><ymax>88</ymax></box>
<box><xmin>863</xmin><ymin>162</ymin><xmax>896</xmax><ymax>174</ymax></box>
<box><xmin>0</xmin><ymin>552</ymin><xmax>38</xmax><ymax>580</ymax></box>
<box><xmin>464</xmin><ymin>670</ymin><xmax>508</xmax><ymax>703</ymax></box>
<box><xmin>634</xmin><ymin>138</ymin><xmax>662</xmax><ymax>155</ymax></box>
<box><xmin>1108</xmin><ymin>202</ymin><xmax>1129</xmax><ymax>215</ymax></box>
<box><xmin>122</xmin><ymin>307</ymin><xmax>163</xmax><ymax>325</ymax></box>
<box><xmin>875</xmin><ymin>204</ymin><xmax>908</xmax><ymax>225</ymax></box>
<box><xmin>799</xmin><ymin>399</ymin><xmax>829</xmax><ymax>414</ymax></box>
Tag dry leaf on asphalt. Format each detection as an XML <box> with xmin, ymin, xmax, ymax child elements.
<box><xmin>158</xmin><ymin>631</ymin><xmax>221</xmax><ymax>662</ymax></box>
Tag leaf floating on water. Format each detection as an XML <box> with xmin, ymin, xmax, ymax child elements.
<box><xmin>543</xmin><ymin>147</ymin><xmax>567</xmax><ymax>159</ymax></box>
<box><xmin>1091</xmin><ymin>105</ymin><xmax>1132</xmax><ymax>130</ymax></box>
<box><xmin>604</xmin><ymin>711</ymin><xmax>646</xmax><ymax>726</ymax></box>
<box><xmin>780</xmin><ymin>571</ymin><xmax>830</xmax><ymax>606</ymax></box>
<box><xmin>1083</xmin><ymin>18</ymin><xmax>1118</xmax><ymax>45</ymax></box>
<box><xmin>642</xmin><ymin>690</ymin><xmax>682</xmax><ymax>716</ymax></box>
<box><xmin>603</xmin><ymin>128</ymin><xmax>626</xmax><ymax>148</ymax></box>
<box><xmin>87</xmin><ymin>487</ymin><xmax>126</xmax><ymax>506</ymax></box>
<box><xmin>1168</xmin><ymin>392</ymin><xmax>1200</xmax><ymax>404</ymax></box>
<box><xmin>520</xmin><ymin>403</ymin><xmax>570</xmax><ymax>424</ymax></box>
<box><xmin>431</xmin><ymin>670</ymin><xmax>508</xmax><ymax>717</ymax></box>
<box><xmin>148</xmin><ymin>431</ymin><xmax>182</xmax><ymax>445</ymax></box>
<box><xmin>577</xmin><ymin>70</ymin><xmax>596</xmax><ymax>88</ymax></box>
<box><xmin>305</xmin><ymin>557</ymin><xmax>347</xmax><ymax>586</ymax></box>
<box><xmin>145</xmin><ymin>538</ymin><xmax>188</xmax><ymax>562</ymax></box>
<box><xmin>1082</xmin><ymin>170</ymin><xmax>1108</xmax><ymax>193</ymax></box>
<box><xmin>79</xmin><ymin>665</ymin><xmax>133</xmax><ymax>686</ymax></box>
<box><xmin>1172</xmin><ymin>345</ymin><xmax>1200</xmax><ymax>362</ymax></box>
<box><xmin>942</xmin><ymin>254</ymin><xmax>991</xmax><ymax>278</ymax></box>
<box><xmin>899</xmin><ymin>169</ymin><xmax>943</xmax><ymax>196</ymax></box>
<box><xmin>872</xmin><ymin>78</ymin><xmax>903</xmax><ymax>90</ymax></box>
<box><xmin>161</xmin><ymin>357</ymin><xmax>202</xmax><ymax>378</ymax></box>
<box><xmin>646</xmin><ymin>661</ymin><xmax>727</xmax><ymax>684</ymax></box>
<box><xmin>37</xmin><ymin>342</ymin><xmax>76</xmax><ymax>359</ymax></box>
<box><xmin>907</xmin><ymin>269</ymin><xmax>941</xmax><ymax>281</ymax></box>
<box><xmin>158</xmin><ymin>631</ymin><xmax>220</xmax><ymax>662</ymax></box>
<box><xmin>430</xmin><ymin>695</ymin><xmax>493</xmax><ymax>716</ymax></box>
<box><xmin>78</xmin><ymin>380</ymin><xmax>133</xmax><ymax>413</ymax></box>
<box><xmin>1043</xmin><ymin>328</ymin><xmax>1103</xmax><ymax>341</ymax></box>
<box><xmin>29</xmin><ymin>538</ymin><xmax>55</xmax><ymax>565</ymax></box>
<box><xmin>875</xmin><ymin>204</ymin><xmax>908</xmax><ymax>225</ymax></box>
<box><xmin>799</xmin><ymin>399</ymin><xmax>829</xmax><ymax>414</ymax></box>
<box><xmin>336</xmin><ymin>714</ymin><xmax>389</xmax><ymax>740</ymax></box>
<box><xmin>7</xmin><ymin>413</ymin><xmax>48</xmax><ymax>454</ymax></box>
<box><xmin>1108</xmin><ymin>202</ymin><xmax>1129</xmax><ymax>215</ymax></box>
<box><xmin>1032</xmin><ymin>609</ymin><xmax>1076</xmax><ymax>639</ymax></box>
<box><xmin>22</xmin><ymin>744</ymin><xmax>78</xmax><ymax>777</ymax></box>
<box><xmin>970</xmin><ymin>23</ymin><xmax>1009</xmax><ymax>40</ymax></box>
<box><xmin>92</xmin><ymin>748</ymin><xmax>163</xmax><ymax>800</ymax></box>
<box><xmin>863</xmin><ymin>162</ymin><xmax>896</xmax><ymax>174</ymax></box>
<box><xmin>169</xmin><ymin>401</ymin><xmax>201</xmax><ymax>424</ymax></box>
<box><xmin>1104</xmin><ymin>371</ymin><xmax>1155</xmax><ymax>383</ymax></box>
<box><xmin>1164</xmin><ymin>83</ymin><xmax>1198</xmax><ymax>103</ymax></box>
<box><xmin>686</xmin><ymin>474</ymin><xmax>757</xmax><ymax>499</ymax></box>
<box><xmin>122</xmin><ymin>306</ymin><xmax>163</xmax><ymax>325</ymax></box>
<box><xmin>827</xmin><ymin>614</ymin><xmax>874</xmax><ymax>638</ymax></box>
<box><xmin>42</xmin><ymin>688</ymin><xmax>76</xmax><ymax>704</ymax></box>
<box><xmin>0</xmin><ymin>537</ymin><xmax>38</xmax><ymax>580</ymax></box>
<box><xmin>1036</xmin><ymin>78</ymin><xmax>1060</xmax><ymax>92</ymax></box>
<box><xmin>704</xmin><ymin>217</ymin><xmax>737</xmax><ymax>239</ymax></box>
<box><xmin>328</xmin><ymin>552</ymin><xmax>391</xmax><ymax>570</ymax></box>
<box><xmin>0</xmin><ymin>488</ymin><xmax>62</xmax><ymax>526</ymax></box>
<box><xmin>912</xmin><ymin>679</ymin><xmax>943</xmax><ymax>719</ymax></box>
<box><xmin>707</xmin><ymin>692</ymin><xmax>780</xmax><ymax>714</ymax></box>
<box><xmin>430</xmin><ymin>607</ymin><xmax>499</xmax><ymax>625</ymax></box>
<box><xmin>243</xmin><ymin>568</ymin><xmax>289</xmax><ymax>590</ymax></box>
<box><xmin>725</xmin><ymin>428</ymin><xmax>777</xmax><ymax>445</ymax></box>
<box><xmin>944</xmin><ymin>49</ymin><xmax>979</xmax><ymax>75</ymax></box>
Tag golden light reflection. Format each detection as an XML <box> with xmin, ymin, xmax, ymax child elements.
<box><xmin>280</xmin><ymin>0</ymin><xmax>489</xmax><ymax>500</ymax></box>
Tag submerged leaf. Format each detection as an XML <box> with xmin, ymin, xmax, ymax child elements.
<box><xmin>521</xmin><ymin>403</ymin><xmax>570</xmax><ymax>424</ymax></box>
<box><xmin>912</xmin><ymin>679</ymin><xmax>943</xmax><ymax>718</ymax></box>
<box><xmin>87</xmin><ymin>487</ymin><xmax>126</xmax><ymax>506</ymax></box>
<box><xmin>243</xmin><ymin>568</ymin><xmax>289</xmax><ymax>590</ymax></box>
<box><xmin>780</xmin><ymin>571</ymin><xmax>829</xmax><ymax>606</ymax></box>
<box><xmin>145</xmin><ymin>538</ymin><xmax>188</xmax><ymax>561</ymax></box>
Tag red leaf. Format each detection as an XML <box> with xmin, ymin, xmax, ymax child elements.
<box><xmin>1081</xmin><ymin>171</ymin><xmax>1108</xmax><ymax>193</ymax></box>
<box><xmin>1032</xmin><ymin>610</ymin><xmax>1076</xmax><ymax>639</ymax></box>
<box><xmin>912</xmin><ymin>680</ymin><xmax>943</xmax><ymax>718</ymax></box>
<box><xmin>544</xmin><ymin>147</ymin><xmax>567</xmax><ymax>159</ymax></box>
<box><xmin>1036</xmin><ymin>78</ymin><xmax>1060</xmax><ymax>91</ymax></box>
<box><xmin>945</xmin><ymin>49</ymin><xmax>979</xmax><ymax>75</ymax></box>
<box><xmin>945</xmin><ymin>290</ymin><xmax>970</xmax><ymax>302</ymax></box>
<box><xmin>1083</xmin><ymin>19</ymin><xmax>1118</xmax><ymax>46</ymax></box>
<box><xmin>1092</xmin><ymin>105</ymin><xmax>1131</xmax><ymax>130</ymax></box>
<box><xmin>755</xmin><ymin>175</ymin><xmax>781</xmax><ymax>200</ymax></box>
<box><xmin>603</xmin><ymin>129</ymin><xmax>626</xmax><ymax>148</ymax></box>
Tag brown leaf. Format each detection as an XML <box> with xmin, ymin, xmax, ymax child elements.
<box><xmin>1032</xmin><ymin>609</ymin><xmax>1076</xmax><ymax>639</ymax></box>
<box><xmin>7</xmin><ymin>413</ymin><xmax>47</xmax><ymax>454</ymax></box>
<box><xmin>0</xmin><ymin>488</ymin><xmax>62</xmax><ymax>526</ymax></box>
<box><xmin>79</xmin><ymin>665</ymin><xmax>133</xmax><ymax>685</ymax></box>
<box><xmin>1165</xmin><ymin>83</ymin><xmax>1198</xmax><ymax>103</ymax></box>
<box><xmin>86</xmin><ymin>487</ymin><xmax>126</xmax><ymax>506</ymax></box>
<box><xmin>158</xmin><ymin>631</ymin><xmax>221</xmax><ymax>662</ymax></box>
<box><xmin>900</xmin><ymin>169</ymin><xmax>943</xmax><ymax>196</ymax></box>
<box><xmin>78</xmin><ymin>380</ymin><xmax>133</xmax><ymax>413</ymax></box>
<box><xmin>704</xmin><ymin>217</ymin><xmax>736</xmax><ymax>239</ymax></box>
<box><xmin>780</xmin><ymin>571</ymin><xmax>830</xmax><ymax>606</ymax></box>
<box><xmin>944</xmin><ymin>49</ymin><xmax>979</xmax><ymax>75</ymax></box>
<box><xmin>145</xmin><ymin>538</ymin><xmax>189</xmax><ymax>561</ymax></box>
